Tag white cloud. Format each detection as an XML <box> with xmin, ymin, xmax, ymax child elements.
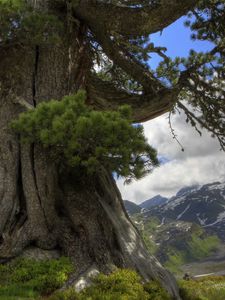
<box><xmin>117</xmin><ymin>111</ymin><xmax>225</xmax><ymax>204</ymax></box>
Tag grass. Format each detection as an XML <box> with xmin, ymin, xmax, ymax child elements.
<box><xmin>0</xmin><ymin>259</ymin><xmax>171</xmax><ymax>300</ymax></box>
<box><xmin>1</xmin><ymin>257</ymin><xmax>225</xmax><ymax>300</ymax></box>
<box><xmin>179</xmin><ymin>276</ymin><xmax>225</xmax><ymax>300</ymax></box>
<box><xmin>0</xmin><ymin>257</ymin><xmax>73</xmax><ymax>299</ymax></box>
<box><xmin>48</xmin><ymin>269</ymin><xmax>172</xmax><ymax>300</ymax></box>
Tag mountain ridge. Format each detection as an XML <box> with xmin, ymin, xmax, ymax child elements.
<box><xmin>124</xmin><ymin>181</ymin><xmax>225</xmax><ymax>274</ymax></box>
<box><xmin>144</xmin><ymin>181</ymin><xmax>225</xmax><ymax>241</ymax></box>
<box><xmin>140</xmin><ymin>195</ymin><xmax>168</xmax><ymax>210</ymax></box>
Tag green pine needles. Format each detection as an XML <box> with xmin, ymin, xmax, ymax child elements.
<box><xmin>11</xmin><ymin>91</ymin><xmax>159</xmax><ymax>181</ymax></box>
<box><xmin>0</xmin><ymin>0</ymin><xmax>63</xmax><ymax>47</ymax></box>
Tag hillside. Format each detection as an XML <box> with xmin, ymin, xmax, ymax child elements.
<box><xmin>123</xmin><ymin>195</ymin><xmax>168</xmax><ymax>215</ymax></box>
<box><xmin>139</xmin><ymin>195</ymin><xmax>168</xmax><ymax>210</ymax></box>
<box><xmin>123</xmin><ymin>200</ymin><xmax>142</xmax><ymax>215</ymax></box>
<box><xmin>132</xmin><ymin>214</ymin><xmax>220</xmax><ymax>274</ymax></box>
<box><xmin>126</xmin><ymin>181</ymin><xmax>225</xmax><ymax>274</ymax></box>
<box><xmin>145</xmin><ymin>181</ymin><xmax>225</xmax><ymax>241</ymax></box>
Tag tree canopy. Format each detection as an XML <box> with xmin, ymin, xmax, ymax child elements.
<box><xmin>1</xmin><ymin>0</ymin><xmax>225</xmax><ymax>150</ymax></box>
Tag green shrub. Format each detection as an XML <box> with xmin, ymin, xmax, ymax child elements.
<box><xmin>144</xmin><ymin>280</ymin><xmax>172</xmax><ymax>300</ymax></box>
<box><xmin>11</xmin><ymin>90</ymin><xmax>158</xmax><ymax>182</ymax></box>
<box><xmin>49</xmin><ymin>269</ymin><xmax>172</xmax><ymax>300</ymax></box>
<box><xmin>81</xmin><ymin>269</ymin><xmax>149</xmax><ymax>300</ymax></box>
<box><xmin>0</xmin><ymin>257</ymin><xmax>73</xmax><ymax>297</ymax></box>
<box><xmin>49</xmin><ymin>288</ymin><xmax>81</xmax><ymax>300</ymax></box>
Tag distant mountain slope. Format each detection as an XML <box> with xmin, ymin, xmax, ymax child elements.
<box><xmin>131</xmin><ymin>213</ymin><xmax>220</xmax><ymax>274</ymax></box>
<box><xmin>175</xmin><ymin>184</ymin><xmax>201</xmax><ymax>197</ymax></box>
<box><xmin>140</xmin><ymin>195</ymin><xmax>168</xmax><ymax>210</ymax></box>
<box><xmin>123</xmin><ymin>200</ymin><xmax>141</xmax><ymax>215</ymax></box>
<box><xmin>146</xmin><ymin>182</ymin><xmax>225</xmax><ymax>240</ymax></box>
<box><xmin>123</xmin><ymin>182</ymin><xmax>224</xmax><ymax>273</ymax></box>
<box><xmin>124</xmin><ymin>194</ymin><xmax>168</xmax><ymax>215</ymax></box>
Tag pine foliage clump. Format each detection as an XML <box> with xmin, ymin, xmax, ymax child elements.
<box><xmin>11</xmin><ymin>90</ymin><xmax>158</xmax><ymax>181</ymax></box>
<box><xmin>0</xmin><ymin>0</ymin><xmax>62</xmax><ymax>46</ymax></box>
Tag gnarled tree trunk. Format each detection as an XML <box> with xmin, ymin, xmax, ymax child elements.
<box><xmin>0</xmin><ymin>2</ymin><xmax>181</xmax><ymax>299</ymax></box>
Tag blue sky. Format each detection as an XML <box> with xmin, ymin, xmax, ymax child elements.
<box><xmin>149</xmin><ymin>16</ymin><xmax>213</xmax><ymax>69</ymax></box>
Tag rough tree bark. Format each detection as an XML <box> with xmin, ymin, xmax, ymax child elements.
<box><xmin>0</xmin><ymin>42</ymin><xmax>179</xmax><ymax>298</ymax></box>
<box><xmin>0</xmin><ymin>1</ymin><xmax>205</xmax><ymax>299</ymax></box>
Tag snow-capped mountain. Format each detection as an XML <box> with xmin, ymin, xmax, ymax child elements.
<box><xmin>144</xmin><ymin>182</ymin><xmax>225</xmax><ymax>240</ymax></box>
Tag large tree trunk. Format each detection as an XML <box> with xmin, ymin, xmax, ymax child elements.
<box><xmin>0</xmin><ymin>10</ymin><xmax>180</xmax><ymax>300</ymax></box>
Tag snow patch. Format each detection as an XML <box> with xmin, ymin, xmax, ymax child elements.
<box><xmin>164</xmin><ymin>196</ymin><xmax>186</xmax><ymax>211</ymax></box>
<box><xmin>157</xmin><ymin>217</ymin><xmax>165</xmax><ymax>227</ymax></box>
<box><xmin>203</xmin><ymin>210</ymin><xmax>225</xmax><ymax>227</ymax></box>
<box><xmin>197</xmin><ymin>216</ymin><xmax>208</xmax><ymax>226</ymax></box>
<box><xmin>208</xmin><ymin>182</ymin><xmax>225</xmax><ymax>191</ymax></box>
<box><xmin>176</xmin><ymin>204</ymin><xmax>191</xmax><ymax>220</ymax></box>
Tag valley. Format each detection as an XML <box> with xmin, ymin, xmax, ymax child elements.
<box><xmin>181</xmin><ymin>244</ymin><xmax>225</xmax><ymax>277</ymax></box>
<box><xmin>124</xmin><ymin>181</ymin><xmax>225</xmax><ymax>276</ymax></box>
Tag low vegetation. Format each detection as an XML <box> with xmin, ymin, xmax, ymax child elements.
<box><xmin>1</xmin><ymin>257</ymin><xmax>225</xmax><ymax>300</ymax></box>
<box><xmin>188</xmin><ymin>233</ymin><xmax>220</xmax><ymax>260</ymax></box>
<box><xmin>0</xmin><ymin>257</ymin><xmax>73</xmax><ymax>299</ymax></box>
<box><xmin>49</xmin><ymin>269</ymin><xmax>171</xmax><ymax>300</ymax></box>
<box><xmin>0</xmin><ymin>258</ymin><xmax>171</xmax><ymax>300</ymax></box>
<box><xmin>164</xmin><ymin>231</ymin><xmax>220</xmax><ymax>273</ymax></box>
<box><xmin>139</xmin><ymin>217</ymin><xmax>160</xmax><ymax>255</ymax></box>
<box><xmin>132</xmin><ymin>214</ymin><xmax>221</xmax><ymax>274</ymax></box>
<box><xmin>179</xmin><ymin>276</ymin><xmax>225</xmax><ymax>300</ymax></box>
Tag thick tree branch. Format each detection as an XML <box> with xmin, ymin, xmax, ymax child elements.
<box><xmin>85</xmin><ymin>22</ymin><xmax>164</xmax><ymax>93</ymax></box>
<box><xmin>75</xmin><ymin>0</ymin><xmax>199</xmax><ymax>36</ymax></box>
<box><xmin>86</xmin><ymin>73</ymin><xmax>178</xmax><ymax>122</ymax></box>
<box><xmin>74</xmin><ymin>0</ymin><xmax>199</xmax><ymax>96</ymax></box>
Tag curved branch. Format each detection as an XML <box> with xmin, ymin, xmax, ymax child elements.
<box><xmin>86</xmin><ymin>73</ymin><xmax>178</xmax><ymax>122</ymax></box>
<box><xmin>85</xmin><ymin>22</ymin><xmax>163</xmax><ymax>93</ymax></box>
<box><xmin>75</xmin><ymin>0</ymin><xmax>199</xmax><ymax>36</ymax></box>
